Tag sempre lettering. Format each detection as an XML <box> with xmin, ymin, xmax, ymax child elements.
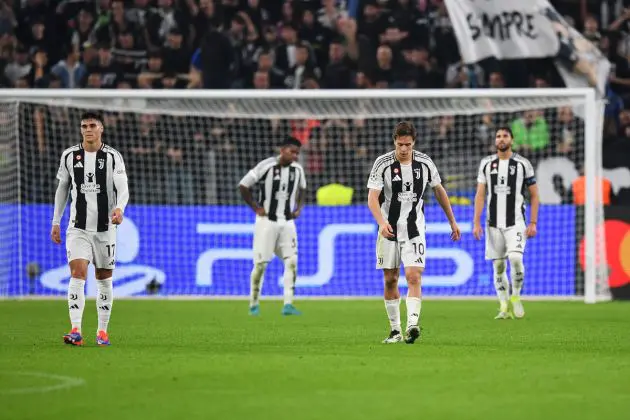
<box><xmin>467</xmin><ymin>11</ymin><xmax>537</xmax><ymax>41</ymax></box>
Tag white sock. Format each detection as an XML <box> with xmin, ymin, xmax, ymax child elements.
<box><xmin>509</xmin><ymin>253</ymin><xmax>525</xmax><ymax>298</ymax></box>
<box><xmin>96</xmin><ymin>278</ymin><xmax>113</xmax><ymax>333</ymax></box>
<box><xmin>283</xmin><ymin>256</ymin><xmax>297</xmax><ymax>305</ymax></box>
<box><xmin>384</xmin><ymin>298</ymin><xmax>401</xmax><ymax>332</ymax></box>
<box><xmin>249</xmin><ymin>262</ymin><xmax>267</xmax><ymax>307</ymax></box>
<box><xmin>493</xmin><ymin>259</ymin><xmax>510</xmax><ymax>312</ymax></box>
<box><xmin>406</xmin><ymin>296</ymin><xmax>422</xmax><ymax>329</ymax></box>
<box><xmin>68</xmin><ymin>278</ymin><xmax>85</xmax><ymax>332</ymax></box>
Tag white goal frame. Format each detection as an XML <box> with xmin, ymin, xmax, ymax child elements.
<box><xmin>0</xmin><ymin>88</ymin><xmax>605</xmax><ymax>303</ymax></box>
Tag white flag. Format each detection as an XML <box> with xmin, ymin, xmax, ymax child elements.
<box><xmin>444</xmin><ymin>0</ymin><xmax>610</xmax><ymax>94</ymax></box>
<box><xmin>444</xmin><ymin>0</ymin><xmax>560</xmax><ymax>62</ymax></box>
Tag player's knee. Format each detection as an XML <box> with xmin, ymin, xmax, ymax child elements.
<box><xmin>284</xmin><ymin>255</ymin><xmax>297</xmax><ymax>271</ymax></box>
<box><xmin>405</xmin><ymin>270</ymin><xmax>422</xmax><ymax>287</ymax></box>
<box><xmin>492</xmin><ymin>258</ymin><xmax>507</xmax><ymax>275</ymax></box>
<box><xmin>508</xmin><ymin>253</ymin><xmax>524</xmax><ymax>271</ymax></box>
<box><xmin>383</xmin><ymin>271</ymin><xmax>399</xmax><ymax>289</ymax></box>
<box><xmin>95</xmin><ymin>269</ymin><xmax>113</xmax><ymax>280</ymax></box>
<box><xmin>69</xmin><ymin>264</ymin><xmax>88</xmax><ymax>280</ymax></box>
<box><xmin>255</xmin><ymin>261</ymin><xmax>268</xmax><ymax>273</ymax></box>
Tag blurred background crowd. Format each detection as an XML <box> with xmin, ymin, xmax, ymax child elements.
<box><xmin>2</xmin><ymin>0</ymin><xmax>629</xmax><ymax>205</ymax></box>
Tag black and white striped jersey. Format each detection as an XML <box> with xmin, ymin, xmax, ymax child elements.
<box><xmin>477</xmin><ymin>153</ymin><xmax>536</xmax><ymax>229</ymax></box>
<box><xmin>367</xmin><ymin>150</ymin><xmax>441</xmax><ymax>241</ymax></box>
<box><xmin>56</xmin><ymin>143</ymin><xmax>128</xmax><ymax>232</ymax></box>
<box><xmin>240</xmin><ymin>157</ymin><xmax>307</xmax><ymax>222</ymax></box>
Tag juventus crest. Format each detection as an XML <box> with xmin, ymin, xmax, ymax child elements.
<box><xmin>509</xmin><ymin>165</ymin><xmax>516</xmax><ymax>175</ymax></box>
<box><xmin>98</xmin><ymin>158</ymin><xmax>105</xmax><ymax>170</ymax></box>
<box><xmin>413</xmin><ymin>168</ymin><xmax>421</xmax><ymax>179</ymax></box>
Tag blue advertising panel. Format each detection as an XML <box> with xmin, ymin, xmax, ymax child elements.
<box><xmin>5</xmin><ymin>205</ymin><xmax>575</xmax><ymax>297</ymax></box>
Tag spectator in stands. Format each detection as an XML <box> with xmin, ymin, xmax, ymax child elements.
<box><xmin>190</xmin><ymin>0</ymin><xmax>217</xmax><ymax>47</ymax></box>
<box><xmin>252</xmin><ymin>70</ymin><xmax>269</xmax><ymax>89</ymax></box>
<box><xmin>4</xmin><ymin>44</ymin><xmax>30</xmax><ymax>85</ymax></box>
<box><xmin>190</xmin><ymin>19</ymin><xmax>234</xmax><ymax>89</ymax></box>
<box><xmin>50</xmin><ymin>47</ymin><xmax>87</xmax><ymax>89</ymax></box>
<box><xmin>299</xmin><ymin>8</ymin><xmax>331</xmax><ymax>69</ymax></box>
<box><xmin>582</xmin><ymin>14</ymin><xmax>602</xmax><ymax>44</ymax></box>
<box><xmin>252</xmin><ymin>48</ymin><xmax>284</xmax><ymax>88</ymax></box>
<box><xmin>404</xmin><ymin>44</ymin><xmax>442</xmax><ymax>89</ymax></box>
<box><xmin>162</xmin><ymin>28</ymin><xmax>190</xmax><ymax>75</ymax></box>
<box><xmin>87</xmin><ymin>43</ymin><xmax>119</xmax><ymax>88</ymax></box>
<box><xmin>488</xmin><ymin>71</ymin><xmax>505</xmax><ymax>88</ymax></box>
<box><xmin>69</xmin><ymin>8</ymin><xmax>95</xmax><ymax>55</ymax></box>
<box><xmin>146</xmin><ymin>0</ymin><xmax>190</xmax><ymax>49</ymax></box>
<box><xmin>243</xmin><ymin>0</ymin><xmax>270</xmax><ymax>35</ymax></box>
<box><xmin>445</xmin><ymin>61</ymin><xmax>484</xmax><ymax>88</ymax></box>
<box><xmin>275</xmin><ymin>23</ymin><xmax>300</xmax><ymax>74</ymax></box>
<box><xmin>284</xmin><ymin>41</ymin><xmax>320</xmax><ymax>89</ymax></box>
<box><xmin>85</xmin><ymin>72</ymin><xmax>102</xmax><ymax>88</ymax></box>
<box><xmin>318</xmin><ymin>0</ymin><xmax>347</xmax><ymax>30</ymax></box>
<box><xmin>511</xmin><ymin>110</ymin><xmax>551</xmax><ymax>156</ymax></box>
<box><xmin>321</xmin><ymin>37</ymin><xmax>353</xmax><ymax>88</ymax></box>
<box><xmin>372</xmin><ymin>44</ymin><xmax>396</xmax><ymax>88</ymax></box>
<box><xmin>552</xmin><ymin>106</ymin><xmax>584</xmax><ymax>161</ymax></box>
<box><xmin>358</xmin><ymin>1</ymin><xmax>386</xmax><ymax>52</ymax></box>
<box><xmin>25</xmin><ymin>17</ymin><xmax>57</xmax><ymax>63</ymax></box>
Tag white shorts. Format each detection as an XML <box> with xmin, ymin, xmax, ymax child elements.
<box><xmin>376</xmin><ymin>233</ymin><xmax>426</xmax><ymax>269</ymax></box>
<box><xmin>253</xmin><ymin>216</ymin><xmax>297</xmax><ymax>263</ymax></box>
<box><xmin>485</xmin><ymin>225</ymin><xmax>526</xmax><ymax>260</ymax></box>
<box><xmin>66</xmin><ymin>227</ymin><xmax>117</xmax><ymax>269</ymax></box>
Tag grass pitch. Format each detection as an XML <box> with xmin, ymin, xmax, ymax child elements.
<box><xmin>1</xmin><ymin>300</ymin><xmax>629</xmax><ymax>420</ymax></box>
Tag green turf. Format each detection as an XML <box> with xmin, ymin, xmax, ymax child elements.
<box><xmin>1</xmin><ymin>300</ymin><xmax>629</xmax><ymax>420</ymax></box>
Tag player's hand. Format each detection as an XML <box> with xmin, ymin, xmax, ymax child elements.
<box><xmin>526</xmin><ymin>223</ymin><xmax>537</xmax><ymax>238</ymax></box>
<box><xmin>379</xmin><ymin>222</ymin><xmax>394</xmax><ymax>239</ymax></box>
<box><xmin>254</xmin><ymin>207</ymin><xmax>266</xmax><ymax>217</ymax></box>
<box><xmin>291</xmin><ymin>209</ymin><xmax>301</xmax><ymax>219</ymax></box>
<box><xmin>51</xmin><ymin>225</ymin><xmax>61</xmax><ymax>244</ymax></box>
<box><xmin>473</xmin><ymin>223</ymin><xmax>483</xmax><ymax>240</ymax></box>
<box><xmin>450</xmin><ymin>222</ymin><xmax>461</xmax><ymax>241</ymax></box>
<box><xmin>111</xmin><ymin>208</ymin><xmax>124</xmax><ymax>225</ymax></box>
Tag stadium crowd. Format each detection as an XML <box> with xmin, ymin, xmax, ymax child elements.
<box><xmin>2</xmin><ymin>0</ymin><xmax>629</xmax><ymax>204</ymax></box>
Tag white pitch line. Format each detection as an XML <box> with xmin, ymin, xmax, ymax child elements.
<box><xmin>0</xmin><ymin>371</ymin><xmax>86</xmax><ymax>395</ymax></box>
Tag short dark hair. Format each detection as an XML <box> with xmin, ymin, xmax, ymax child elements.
<box><xmin>495</xmin><ymin>126</ymin><xmax>513</xmax><ymax>138</ymax></box>
<box><xmin>393</xmin><ymin>121</ymin><xmax>416</xmax><ymax>141</ymax></box>
<box><xmin>281</xmin><ymin>136</ymin><xmax>302</xmax><ymax>148</ymax></box>
<box><xmin>80</xmin><ymin>111</ymin><xmax>103</xmax><ymax>123</ymax></box>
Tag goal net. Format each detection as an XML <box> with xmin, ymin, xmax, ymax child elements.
<box><xmin>0</xmin><ymin>89</ymin><xmax>608</xmax><ymax>302</ymax></box>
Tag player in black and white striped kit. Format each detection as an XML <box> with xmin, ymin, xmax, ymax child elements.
<box><xmin>367</xmin><ymin>121</ymin><xmax>461</xmax><ymax>344</ymax></box>
<box><xmin>473</xmin><ymin>127</ymin><xmax>539</xmax><ymax>320</ymax></box>
<box><xmin>51</xmin><ymin>112</ymin><xmax>129</xmax><ymax>347</ymax></box>
<box><xmin>239</xmin><ymin>137</ymin><xmax>307</xmax><ymax>316</ymax></box>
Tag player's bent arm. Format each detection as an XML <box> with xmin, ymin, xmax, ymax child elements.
<box><xmin>239</xmin><ymin>184</ymin><xmax>259</xmax><ymax>211</ymax></box>
<box><xmin>52</xmin><ymin>178</ymin><xmax>70</xmax><ymax>226</ymax></box>
<box><xmin>473</xmin><ymin>183</ymin><xmax>486</xmax><ymax>227</ymax></box>
<box><xmin>367</xmin><ymin>188</ymin><xmax>387</xmax><ymax>226</ymax></box>
<box><xmin>432</xmin><ymin>184</ymin><xmax>457</xmax><ymax>226</ymax></box>
<box><xmin>113</xmin><ymin>166</ymin><xmax>129</xmax><ymax>214</ymax></box>
<box><xmin>528</xmin><ymin>184</ymin><xmax>539</xmax><ymax>225</ymax></box>
<box><xmin>295</xmin><ymin>187</ymin><xmax>306</xmax><ymax>214</ymax></box>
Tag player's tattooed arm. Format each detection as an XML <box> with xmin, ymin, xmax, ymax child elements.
<box><xmin>473</xmin><ymin>183</ymin><xmax>486</xmax><ymax>240</ymax></box>
<box><xmin>292</xmin><ymin>187</ymin><xmax>306</xmax><ymax>219</ymax></box>
<box><xmin>239</xmin><ymin>185</ymin><xmax>266</xmax><ymax>216</ymax></box>
<box><xmin>433</xmin><ymin>184</ymin><xmax>461</xmax><ymax>241</ymax></box>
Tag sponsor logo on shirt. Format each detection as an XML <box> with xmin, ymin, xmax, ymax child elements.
<box><xmin>397</xmin><ymin>192</ymin><xmax>417</xmax><ymax>202</ymax></box>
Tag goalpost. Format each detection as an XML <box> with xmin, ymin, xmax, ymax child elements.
<box><xmin>0</xmin><ymin>88</ymin><xmax>608</xmax><ymax>303</ymax></box>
